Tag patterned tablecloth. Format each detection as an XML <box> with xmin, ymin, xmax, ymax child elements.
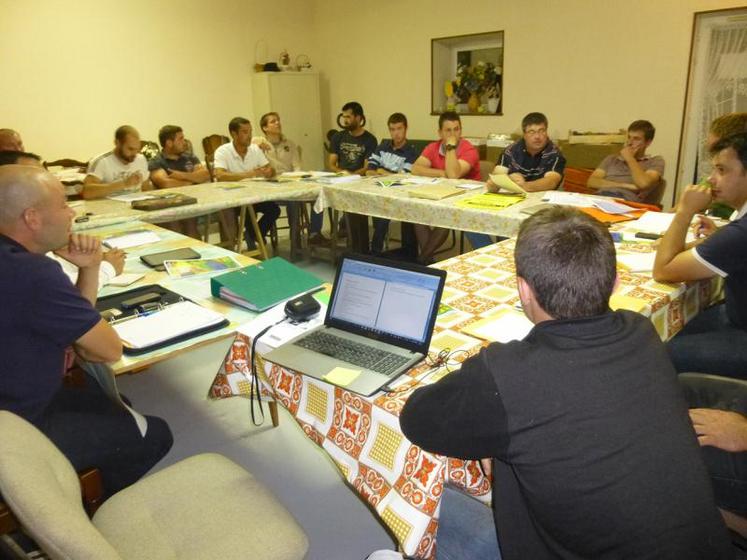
<box><xmin>314</xmin><ymin>175</ymin><xmax>544</xmax><ymax>237</ymax></box>
<box><xmin>72</xmin><ymin>180</ymin><xmax>321</xmax><ymax>231</ymax></box>
<box><xmin>210</xmin><ymin>238</ymin><xmax>721</xmax><ymax>559</ymax></box>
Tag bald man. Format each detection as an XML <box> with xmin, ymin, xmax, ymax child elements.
<box><xmin>0</xmin><ymin>166</ymin><xmax>172</xmax><ymax>497</ymax></box>
<box><xmin>83</xmin><ymin>125</ymin><xmax>150</xmax><ymax>200</ymax></box>
<box><xmin>0</xmin><ymin>128</ymin><xmax>24</xmax><ymax>152</ymax></box>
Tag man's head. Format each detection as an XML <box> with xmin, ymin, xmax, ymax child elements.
<box><xmin>626</xmin><ymin>120</ymin><xmax>655</xmax><ymax>157</ymax></box>
<box><xmin>228</xmin><ymin>117</ymin><xmax>252</xmax><ymax>147</ymax></box>
<box><xmin>0</xmin><ymin>151</ymin><xmax>42</xmax><ymax>167</ymax></box>
<box><xmin>521</xmin><ymin>112</ymin><xmax>549</xmax><ymax>155</ymax></box>
<box><xmin>260</xmin><ymin>113</ymin><xmax>281</xmax><ymax>137</ymax></box>
<box><xmin>113</xmin><ymin>125</ymin><xmax>141</xmax><ymax>164</ymax></box>
<box><xmin>0</xmin><ymin>165</ymin><xmax>74</xmax><ymax>253</ymax></box>
<box><xmin>515</xmin><ymin>206</ymin><xmax>616</xmax><ymax>322</ymax></box>
<box><xmin>707</xmin><ymin>132</ymin><xmax>747</xmax><ymax>209</ymax></box>
<box><xmin>387</xmin><ymin>113</ymin><xmax>408</xmax><ymax>146</ymax></box>
<box><xmin>158</xmin><ymin>125</ymin><xmax>186</xmax><ymax>155</ymax></box>
<box><xmin>707</xmin><ymin>113</ymin><xmax>747</xmax><ymax>149</ymax></box>
<box><xmin>340</xmin><ymin>102</ymin><xmax>365</xmax><ymax>132</ymax></box>
<box><xmin>0</xmin><ymin>129</ymin><xmax>24</xmax><ymax>152</ymax></box>
<box><xmin>438</xmin><ymin>111</ymin><xmax>462</xmax><ymax>142</ymax></box>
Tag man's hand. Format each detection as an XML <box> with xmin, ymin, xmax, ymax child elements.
<box><xmin>689</xmin><ymin>408</ymin><xmax>747</xmax><ymax>453</ymax></box>
<box><xmin>55</xmin><ymin>234</ymin><xmax>103</xmax><ymax>270</ymax></box>
<box><xmin>445</xmin><ymin>136</ymin><xmax>458</xmax><ymax>147</ymax></box>
<box><xmin>252</xmin><ymin>137</ymin><xmax>272</xmax><ymax>153</ymax></box>
<box><xmin>479</xmin><ymin>458</ymin><xmax>493</xmax><ymax>479</ymax></box>
<box><xmin>620</xmin><ymin>145</ymin><xmax>637</xmax><ymax>162</ymax></box>
<box><xmin>677</xmin><ymin>184</ymin><xmax>713</xmax><ymax>216</ymax></box>
<box><xmin>124</xmin><ymin>172</ymin><xmax>142</xmax><ymax>187</ymax></box>
<box><xmin>102</xmin><ymin>249</ymin><xmax>126</xmax><ymax>275</ymax></box>
<box><xmin>509</xmin><ymin>172</ymin><xmax>526</xmax><ymax>186</ymax></box>
<box><xmin>254</xmin><ymin>165</ymin><xmax>274</xmax><ymax>178</ymax></box>
<box><xmin>692</xmin><ymin>215</ymin><xmax>718</xmax><ymax>239</ymax></box>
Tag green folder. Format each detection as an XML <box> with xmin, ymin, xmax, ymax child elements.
<box><xmin>210</xmin><ymin>257</ymin><xmax>323</xmax><ymax>312</ymax></box>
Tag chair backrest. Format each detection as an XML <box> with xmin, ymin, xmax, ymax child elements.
<box><xmin>478</xmin><ymin>160</ymin><xmax>495</xmax><ymax>182</ymax></box>
<box><xmin>561</xmin><ymin>166</ymin><xmax>595</xmax><ymax>194</ymax></box>
<box><xmin>202</xmin><ymin>135</ymin><xmax>230</xmax><ymax>181</ymax></box>
<box><xmin>44</xmin><ymin>158</ymin><xmax>88</xmax><ymax>171</ymax></box>
<box><xmin>0</xmin><ymin>411</ymin><xmax>122</xmax><ymax>560</ymax></box>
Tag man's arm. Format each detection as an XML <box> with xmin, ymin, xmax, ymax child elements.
<box><xmin>653</xmin><ymin>184</ymin><xmax>715</xmax><ymax>283</ymax></box>
<box><xmin>411</xmin><ymin>155</ymin><xmax>445</xmax><ymax>178</ymax></box>
<box><xmin>150</xmin><ymin>168</ymin><xmax>193</xmax><ymax>188</ymax></box>
<box><xmin>400</xmin><ymin>348</ymin><xmax>508</xmax><ymax>459</ymax></box>
<box><xmin>586</xmin><ymin>168</ymin><xmax>638</xmax><ymax>191</ymax></box>
<box><xmin>53</xmin><ymin>233</ymin><xmax>104</xmax><ymax>305</ymax></box>
<box><xmin>621</xmin><ymin>147</ymin><xmax>662</xmax><ymax>191</ymax></box>
<box><xmin>81</xmin><ymin>172</ymin><xmax>144</xmax><ymax>200</ymax></box>
<box><xmin>214</xmin><ymin>164</ymin><xmax>275</xmax><ymax>182</ymax></box>
<box><xmin>522</xmin><ymin>171</ymin><xmax>562</xmax><ymax>192</ymax></box>
<box><xmin>327</xmin><ymin>153</ymin><xmax>345</xmax><ymax>173</ymax></box>
<box><xmin>165</xmin><ymin>163</ymin><xmax>210</xmax><ymax>184</ymax></box>
<box><xmin>74</xmin><ymin>319</ymin><xmax>122</xmax><ymax>363</ymax></box>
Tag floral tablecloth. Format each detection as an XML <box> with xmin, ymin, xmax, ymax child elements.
<box><xmin>209</xmin><ymin>237</ymin><xmax>720</xmax><ymax>558</ymax></box>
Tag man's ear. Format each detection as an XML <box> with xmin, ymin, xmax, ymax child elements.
<box><xmin>613</xmin><ymin>273</ymin><xmax>621</xmax><ymax>294</ymax></box>
<box><xmin>21</xmin><ymin>207</ymin><xmax>41</xmax><ymax>232</ymax></box>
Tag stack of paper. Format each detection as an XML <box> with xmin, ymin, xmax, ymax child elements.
<box><xmin>407</xmin><ymin>183</ymin><xmax>464</xmax><ymax>200</ymax></box>
<box><xmin>489</xmin><ymin>173</ymin><xmax>528</xmax><ymax>196</ymax></box>
<box><xmin>632</xmin><ymin>211</ymin><xmax>676</xmax><ymax>234</ymax></box>
<box><xmin>103</xmin><ymin>230</ymin><xmax>161</xmax><ymax>249</ymax></box>
<box><xmin>616</xmin><ymin>252</ymin><xmax>656</xmax><ymax>273</ymax></box>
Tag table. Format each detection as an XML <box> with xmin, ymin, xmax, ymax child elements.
<box><xmin>89</xmin><ymin>221</ymin><xmax>259</xmax><ymax>375</ymax></box>
<box><xmin>210</xmin><ymin>238</ymin><xmax>721</xmax><ymax>559</ymax></box>
<box><xmin>72</xmin><ymin>180</ymin><xmax>321</xmax><ymax>232</ymax></box>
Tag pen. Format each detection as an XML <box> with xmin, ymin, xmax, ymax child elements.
<box><xmin>110</xmin><ymin>310</ymin><xmax>159</xmax><ymax>325</ymax></box>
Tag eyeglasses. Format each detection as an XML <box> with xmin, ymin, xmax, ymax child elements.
<box><xmin>524</xmin><ymin>128</ymin><xmax>547</xmax><ymax>137</ymax></box>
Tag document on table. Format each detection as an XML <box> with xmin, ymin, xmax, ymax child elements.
<box><xmin>631</xmin><ymin>211</ymin><xmax>675</xmax><ymax>234</ymax></box>
<box><xmin>113</xmin><ymin>301</ymin><xmax>225</xmax><ymax>349</ymax></box>
<box><xmin>107</xmin><ymin>192</ymin><xmax>158</xmax><ymax>202</ymax></box>
<box><xmin>489</xmin><ymin>173</ymin><xmax>528</xmax><ymax>196</ymax></box>
<box><xmin>616</xmin><ymin>252</ymin><xmax>656</xmax><ymax>273</ymax></box>
<box><xmin>542</xmin><ymin>191</ymin><xmax>596</xmax><ymax>208</ymax></box>
<box><xmin>400</xmin><ymin>176</ymin><xmax>441</xmax><ymax>185</ymax></box>
<box><xmin>316</xmin><ymin>174</ymin><xmax>362</xmax><ymax>184</ymax></box>
<box><xmin>461</xmin><ymin>307</ymin><xmax>534</xmax><ymax>343</ymax></box>
<box><xmin>103</xmin><ymin>229</ymin><xmax>161</xmax><ymax>249</ymax></box>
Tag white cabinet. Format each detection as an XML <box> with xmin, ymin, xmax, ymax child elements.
<box><xmin>251</xmin><ymin>72</ymin><xmax>324</xmax><ymax>170</ymax></box>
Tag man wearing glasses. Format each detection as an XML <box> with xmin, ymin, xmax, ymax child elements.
<box><xmin>489</xmin><ymin>112</ymin><xmax>565</xmax><ymax>193</ymax></box>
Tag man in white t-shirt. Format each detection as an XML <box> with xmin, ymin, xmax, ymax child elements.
<box><xmin>214</xmin><ymin>117</ymin><xmax>278</xmax><ymax>248</ymax></box>
<box><xmin>83</xmin><ymin>125</ymin><xmax>150</xmax><ymax>200</ymax></box>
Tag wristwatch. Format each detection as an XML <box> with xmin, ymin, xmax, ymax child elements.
<box><xmin>444</xmin><ymin>143</ymin><xmax>457</xmax><ymax>151</ymax></box>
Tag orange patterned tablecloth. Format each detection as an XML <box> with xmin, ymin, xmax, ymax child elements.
<box><xmin>209</xmin><ymin>239</ymin><xmax>720</xmax><ymax>559</ymax></box>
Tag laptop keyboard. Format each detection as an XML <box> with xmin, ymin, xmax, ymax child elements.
<box><xmin>296</xmin><ymin>331</ymin><xmax>410</xmax><ymax>376</ymax></box>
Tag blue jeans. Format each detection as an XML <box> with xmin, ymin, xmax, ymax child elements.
<box><xmin>464</xmin><ymin>232</ymin><xmax>493</xmax><ymax>250</ymax></box>
<box><xmin>667</xmin><ymin>303</ymin><xmax>747</xmax><ymax>380</ymax></box>
<box><xmin>436</xmin><ymin>485</ymin><xmax>502</xmax><ymax>560</ymax></box>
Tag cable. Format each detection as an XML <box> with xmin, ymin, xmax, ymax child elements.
<box><xmin>249</xmin><ymin>317</ymin><xmax>288</xmax><ymax>426</ymax></box>
<box><xmin>383</xmin><ymin>347</ymin><xmax>474</xmax><ymax>394</ymax></box>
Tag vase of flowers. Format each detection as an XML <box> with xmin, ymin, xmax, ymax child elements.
<box><xmin>452</xmin><ymin>61</ymin><xmax>501</xmax><ymax>114</ymax></box>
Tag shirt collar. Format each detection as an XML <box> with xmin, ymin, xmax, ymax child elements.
<box><xmin>732</xmin><ymin>201</ymin><xmax>747</xmax><ymax>220</ymax></box>
<box><xmin>0</xmin><ymin>233</ymin><xmax>28</xmax><ymax>252</ymax></box>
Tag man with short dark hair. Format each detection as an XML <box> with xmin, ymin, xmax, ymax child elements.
<box><xmin>0</xmin><ymin>151</ymin><xmax>41</xmax><ymax>167</ymax></box>
<box><xmin>0</xmin><ymin>165</ymin><xmax>172</xmax><ymax>499</ymax></box>
<box><xmin>401</xmin><ymin>206</ymin><xmax>731</xmax><ymax>559</ymax></box>
<box><xmin>149</xmin><ymin>125</ymin><xmax>209</xmax><ymax>238</ymax></box>
<box><xmin>328</xmin><ymin>102</ymin><xmax>377</xmax><ymax>174</ymax></box>
<box><xmin>411</xmin><ymin>111</ymin><xmax>480</xmax><ymax>264</ymax></box>
<box><xmin>365</xmin><ymin>113</ymin><xmax>419</xmax><ymax>254</ymax></box>
<box><xmin>654</xmin><ymin>133</ymin><xmax>747</xmax><ymax>379</ymax></box>
<box><xmin>83</xmin><ymin>125</ymin><xmax>150</xmax><ymax>200</ymax></box>
<box><xmin>0</xmin><ymin>128</ymin><xmax>24</xmax><ymax>152</ymax></box>
<box><xmin>587</xmin><ymin>120</ymin><xmax>664</xmax><ymax>202</ymax></box>
<box><xmin>490</xmin><ymin>112</ymin><xmax>565</xmax><ymax>193</ymax></box>
<box><xmin>214</xmin><ymin>117</ymin><xmax>278</xmax><ymax>249</ymax></box>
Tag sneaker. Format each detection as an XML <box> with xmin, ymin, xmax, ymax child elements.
<box><xmin>308</xmin><ymin>232</ymin><xmax>330</xmax><ymax>247</ymax></box>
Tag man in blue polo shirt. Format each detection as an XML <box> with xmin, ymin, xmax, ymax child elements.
<box><xmin>365</xmin><ymin>112</ymin><xmax>419</xmax><ymax>254</ymax></box>
<box><xmin>654</xmin><ymin>132</ymin><xmax>747</xmax><ymax>379</ymax></box>
<box><xmin>0</xmin><ymin>165</ymin><xmax>172</xmax><ymax>498</ymax></box>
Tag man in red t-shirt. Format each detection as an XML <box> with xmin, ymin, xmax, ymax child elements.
<box><xmin>411</xmin><ymin>112</ymin><xmax>480</xmax><ymax>263</ymax></box>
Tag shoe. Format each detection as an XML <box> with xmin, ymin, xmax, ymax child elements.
<box><xmin>308</xmin><ymin>233</ymin><xmax>330</xmax><ymax>247</ymax></box>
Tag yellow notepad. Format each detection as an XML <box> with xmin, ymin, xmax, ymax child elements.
<box><xmin>407</xmin><ymin>184</ymin><xmax>464</xmax><ymax>200</ymax></box>
<box><xmin>455</xmin><ymin>193</ymin><xmax>525</xmax><ymax>211</ymax></box>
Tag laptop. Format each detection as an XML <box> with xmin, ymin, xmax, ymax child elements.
<box><xmin>264</xmin><ymin>254</ymin><xmax>446</xmax><ymax>396</ymax></box>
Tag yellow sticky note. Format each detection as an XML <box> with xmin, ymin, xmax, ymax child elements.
<box><xmin>323</xmin><ymin>367</ymin><xmax>361</xmax><ymax>386</ymax></box>
<box><xmin>609</xmin><ymin>294</ymin><xmax>648</xmax><ymax>313</ymax></box>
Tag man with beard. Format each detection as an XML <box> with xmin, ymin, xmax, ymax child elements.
<box><xmin>83</xmin><ymin>125</ymin><xmax>151</xmax><ymax>199</ymax></box>
<box><xmin>328</xmin><ymin>101</ymin><xmax>377</xmax><ymax>175</ymax></box>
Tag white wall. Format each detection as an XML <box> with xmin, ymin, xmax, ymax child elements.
<box><xmin>0</xmin><ymin>0</ymin><xmax>317</xmax><ymax>161</ymax></box>
<box><xmin>311</xmin><ymin>0</ymin><xmax>745</xmax><ymax>205</ymax></box>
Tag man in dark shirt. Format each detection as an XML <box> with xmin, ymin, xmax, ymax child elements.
<box><xmin>401</xmin><ymin>206</ymin><xmax>731</xmax><ymax>559</ymax></box>
<box><xmin>328</xmin><ymin>101</ymin><xmax>377</xmax><ymax>174</ymax></box>
<box><xmin>654</xmin><ymin>132</ymin><xmax>747</xmax><ymax>379</ymax></box>
<box><xmin>149</xmin><ymin>125</ymin><xmax>210</xmax><ymax>238</ymax></box>
<box><xmin>365</xmin><ymin>112</ymin><xmax>419</xmax><ymax>254</ymax></box>
<box><xmin>489</xmin><ymin>112</ymin><xmax>565</xmax><ymax>193</ymax></box>
<box><xmin>0</xmin><ymin>165</ymin><xmax>172</xmax><ymax>498</ymax></box>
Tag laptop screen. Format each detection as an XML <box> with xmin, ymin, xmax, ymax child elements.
<box><xmin>327</xmin><ymin>256</ymin><xmax>444</xmax><ymax>349</ymax></box>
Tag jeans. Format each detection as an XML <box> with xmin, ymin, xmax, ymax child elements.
<box><xmin>464</xmin><ymin>232</ymin><xmax>494</xmax><ymax>250</ymax></box>
<box><xmin>245</xmin><ymin>201</ymin><xmax>281</xmax><ymax>242</ymax></box>
<box><xmin>436</xmin><ymin>485</ymin><xmax>502</xmax><ymax>560</ymax></box>
<box><xmin>667</xmin><ymin>303</ymin><xmax>747</xmax><ymax>380</ymax></box>
<box><xmin>371</xmin><ymin>217</ymin><xmax>390</xmax><ymax>253</ymax></box>
<box><xmin>36</xmin><ymin>379</ymin><xmax>173</xmax><ymax>499</ymax></box>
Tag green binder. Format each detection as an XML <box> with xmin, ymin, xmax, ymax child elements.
<box><xmin>210</xmin><ymin>257</ymin><xmax>323</xmax><ymax>312</ymax></box>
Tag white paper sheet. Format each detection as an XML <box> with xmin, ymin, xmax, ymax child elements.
<box><xmin>630</xmin><ymin>211</ymin><xmax>676</xmax><ymax>234</ymax></box>
<box><xmin>103</xmin><ymin>230</ymin><xmax>161</xmax><ymax>249</ymax></box>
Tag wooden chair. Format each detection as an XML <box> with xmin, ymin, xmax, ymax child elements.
<box><xmin>0</xmin><ymin>411</ymin><xmax>308</xmax><ymax>560</ymax></box>
<box><xmin>201</xmin><ymin>134</ymin><xmax>230</xmax><ymax>181</ymax></box>
<box><xmin>43</xmin><ymin>158</ymin><xmax>87</xmax><ymax>171</ymax></box>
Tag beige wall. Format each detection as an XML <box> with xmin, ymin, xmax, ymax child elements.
<box><xmin>312</xmin><ymin>0</ymin><xmax>744</xmax><ymax>205</ymax></box>
<box><xmin>0</xmin><ymin>0</ymin><xmax>317</xmax><ymax>161</ymax></box>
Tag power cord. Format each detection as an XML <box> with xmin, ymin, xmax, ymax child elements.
<box><xmin>383</xmin><ymin>348</ymin><xmax>472</xmax><ymax>394</ymax></box>
<box><xmin>249</xmin><ymin>317</ymin><xmax>288</xmax><ymax>426</ymax></box>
